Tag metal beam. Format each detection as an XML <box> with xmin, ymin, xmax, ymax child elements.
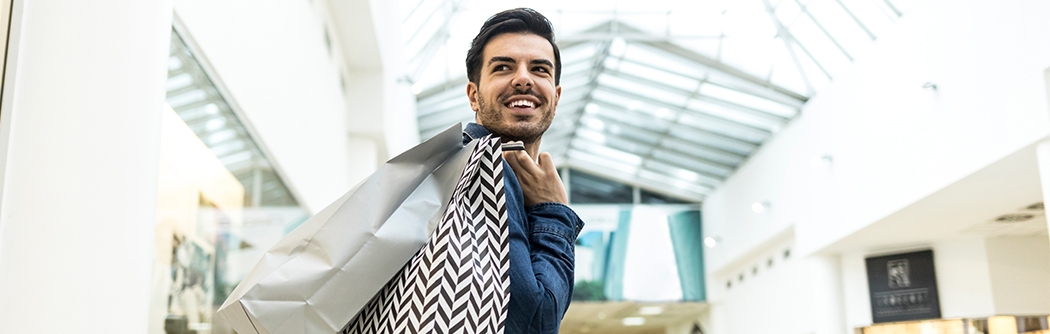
<box><xmin>792</xmin><ymin>0</ymin><xmax>854</xmax><ymax>61</ymax></box>
<box><xmin>580</xmin><ymin>101</ymin><xmax>754</xmax><ymax>159</ymax></box>
<box><xmin>833</xmin><ymin>0</ymin><xmax>876</xmax><ymax>40</ymax></box>
<box><xmin>603</xmin><ymin>68</ymin><xmax>789</xmax><ymax>125</ymax></box>
<box><xmin>616</xmin><ymin>56</ymin><xmax>806</xmax><ymax>109</ymax></box>
<box><xmin>560</xmin><ymin>32</ymin><xmax>722</xmax><ymax>43</ymax></box>
<box><xmin>762</xmin><ymin>0</ymin><xmax>819</xmax><ymax>95</ymax></box>
<box><xmin>591</xmin><ymin>84</ymin><xmax>771</xmax><ymax>143</ymax></box>
<box><xmin>563</xmin><ymin>157</ymin><xmax>709</xmax><ymax>202</ymax></box>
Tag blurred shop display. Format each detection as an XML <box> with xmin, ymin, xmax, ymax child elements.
<box><xmin>861</xmin><ymin>316</ymin><xmax>1050</xmax><ymax>334</ymax></box>
<box><xmin>148</xmin><ymin>28</ymin><xmax>308</xmax><ymax>334</ymax></box>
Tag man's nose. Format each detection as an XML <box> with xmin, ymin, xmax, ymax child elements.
<box><xmin>511</xmin><ymin>66</ymin><xmax>533</xmax><ymax>88</ymax></box>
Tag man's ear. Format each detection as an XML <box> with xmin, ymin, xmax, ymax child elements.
<box><xmin>466</xmin><ymin>82</ymin><xmax>480</xmax><ymax>112</ymax></box>
<box><xmin>553</xmin><ymin>85</ymin><xmax>562</xmax><ymax>114</ymax></box>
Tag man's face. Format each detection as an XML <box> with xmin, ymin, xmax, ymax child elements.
<box><xmin>467</xmin><ymin>33</ymin><xmax>561</xmax><ymax>143</ymax></box>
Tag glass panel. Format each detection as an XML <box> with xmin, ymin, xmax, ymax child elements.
<box><xmin>661</xmin><ymin>137</ymin><xmax>746</xmax><ymax>167</ymax></box>
<box><xmin>808</xmin><ymin>0</ymin><xmax>874</xmax><ymax>56</ymax></box>
<box><xmin>616</xmin><ymin>60</ymin><xmax>700</xmax><ymax>92</ymax></box>
<box><xmin>152</xmin><ymin>29</ymin><xmax>309</xmax><ymax>334</ymax></box>
<box><xmin>667</xmin><ymin>126</ymin><xmax>757</xmax><ymax>156</ymax></box>
<box><xmin>676</xmin><ymin>112</ymin><xmax>770</xmax><ymax>144</ymax></box>
<box><xmin>569</xmin><ymin>170</ymin><xmax>633</xmax><ymax>204</ymax></box>
<box><xmin>790</xmin><ymin>14</ymin><xmax>852</xmax><ymax>76</ymax></box>
<box><xmin>410</xmin><ymin>0</ymin><xmax>912</xmax><ymax>207</ymax></box>
<box><xmin>569</xmin><ymin>148</ymin><xmax>640</xmax><ymax>176</ymax></box>
<box><xmin>637</xmin><ymin>169</ymin><xmax>713</xmax><ymax>195</ymax></box>
<box><xmin>719</xmin><ymin>37</ymin><xmax>776</xmax><ymax>80</ymax></box>
<box><xmin>697</xmin><ymin>83</ymin><xmax>798</xmax><ymax>119</ymax></box>
<box><xmin>640</xmin><ymin>189</ymin><xmax>694</xmax><ymax>204</ymax></box>
<box><xmin>686</xmin><ymin>98</ymin><xmax>785</xmax><ymax>131</ymax></box>
<box><xmin>651</xmin><ymin>149</ymin><xmax>733</xmax><ymax>178</ymax></box>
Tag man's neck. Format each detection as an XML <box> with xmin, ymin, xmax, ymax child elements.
<box><xmin>523</xmin><ymin>138</ymin><xmax>541</xmax><ymax>159</ymax></box>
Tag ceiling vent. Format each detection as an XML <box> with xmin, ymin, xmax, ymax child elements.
<box><xmin>1026</xmin><ymin>202</ymin><xmax>1044</xmax><ymax>211</ymax></box>
<box><xmin>995</xmin><ymin>214</ymin><xmax>1035</xmax><ymax>222</ymax></box>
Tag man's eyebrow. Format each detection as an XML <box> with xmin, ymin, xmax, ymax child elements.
<box><xmin>487</xmin><ymin>56</ymin><xmax>515</xmax><ymax>65</ymax></box>
<box><xmin>530</xmin><ymin>59</ymin><xmax>554</xmax><ymax>68</ymax></box>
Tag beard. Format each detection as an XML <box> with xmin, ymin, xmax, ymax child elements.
<box><xmin>476</xmin><ymin>88</ymin><xmax>555</xmax><ymax>144</ymax></box>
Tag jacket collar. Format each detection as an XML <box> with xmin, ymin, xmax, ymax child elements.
<box><xmin>463</xmin><ymin>122</ymin><xmax>491</xmax><ymax>141</ymax></box>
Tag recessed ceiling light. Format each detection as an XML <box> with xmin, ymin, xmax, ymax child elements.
<box><xmin>639</xmin><ymin>306</ymin><xmax>663</xmax><ymax>315</ymax></box>
<box><xmin>751</xmin><ymin>202</ymin><xmax>768</xmax><ymax>213</ymax></box>
<box><xmin>627</xmin><ymin>100</ymin><xmax>643</xmax><ymax>111</ymax></box>
<box><xmin>810</xmin><ymin>155</ymin><xmax>833</xmax><ymax>168</ymax></box>
<box><xmin>703</xmin><ymin>236</ymin><xmax>718</xmax><ymax>248</ymax></box>
<box><xmin>622</xmin><ymin>317</ymin><xmax>645</xmax><ymax>326</ymax></box>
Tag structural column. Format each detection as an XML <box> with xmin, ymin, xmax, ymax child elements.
<box><xmin>807</xmin><ymin>254</ymin><xmax>848</xmax><ymax>334</ymax></box>
<box><xmin>1035</xmin><ymin>139</ymin><xmax>1050</xmax><ymax>307</ymax></box>
<box><xmin>0</xmin><ymin>1</ymin><xmax>173</xmax><ymax>332</ymax></box>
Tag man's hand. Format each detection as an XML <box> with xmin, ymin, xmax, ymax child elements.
<box><xmin>503</xmin><ymin>149</ymin><xmax>568</xmax><ymax>207</ymax></box>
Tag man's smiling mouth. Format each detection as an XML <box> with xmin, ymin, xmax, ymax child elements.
<box><xmin>506</xmin><ymin>99</ymin><xmax>536</xmax><ymax>108</ymax></box>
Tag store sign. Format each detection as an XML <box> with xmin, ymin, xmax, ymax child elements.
<box><xmin>865</xmin><ymin>250</ymin><xmax>941</xmax><ymax>323</ymax></box>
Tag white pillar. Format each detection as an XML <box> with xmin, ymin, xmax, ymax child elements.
<box><xmin>0</xmin><ymin>1</ymin><xmax>173</xmax><ymax>332</ymax></box>
<box><xmin>808</xmin><ymin>255</ymin><xmax>848</xmax><ymax>334</ymax></box>
<box><xmin>1038</xmin><ymin>140</ymin><xmax>1050</xmax><ymax>238</ymax></box>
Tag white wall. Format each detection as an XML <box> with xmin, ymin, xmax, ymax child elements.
<box><xmin>0</xmin><ymin>0</ymin><xmax>173</xmax><ymax>332</ymax></box>
<box><xmin>985</xmin><ymin>236</ymin><xmax>1050</xmax><ymax>315</ymax></box>
<box><xmin>704</xmin><ymin>1</ymin><xmax>1050</xmax><ymax>332</ymax></box>
<box><xmin>329</xmin><ymin>0</ymin><xmax>420</xmax><ymax>184</ymax></box>
<box><xmin>703</xmin><ymin>0</ymin><xmax>1050</xmax><ymax>273</ymax></box>
<box><xmin>705</xmin><ymin>237</ymin><xmax>817</xmax><ymax>334</ymax></box>
<box><xmin>838</xmin><ymin>236</ymin><xmax>1049</xmax><ymax>331</ymax></box>
<box><xmin>174</xmin><ymin>0</ymin><xmax>353</xmax><ymax>213</ymax></box>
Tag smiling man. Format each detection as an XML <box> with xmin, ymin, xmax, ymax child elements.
<box><xmin>461</xmin><ymin>8</ymin><xmax>585</xmax><ymax>334</ymax></box>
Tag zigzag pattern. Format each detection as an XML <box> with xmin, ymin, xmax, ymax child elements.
<box><xmin>341</xmin><ymin>136</ymin><xmax>509</xmax><ymax>334</ymax></box>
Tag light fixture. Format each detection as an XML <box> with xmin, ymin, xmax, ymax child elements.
<box><xmin>585</xmin><ymin>103</ymin><xmax>600</xmax><ymax>114</ymax></box>
<box><xmin>751</xmin><ymin>202</ymin><xmax>769</xmax><ymax>214</ymax></box>
<box><xmin>627</xmin><ymin>100</ymin><xmax>643</xmax><ymax>111</ymax></box>
<box><xmin>639</xmin><ymin>306</ymin><xmax>664</xmax><ymax>315</ymax></box>
<box><xmin>411</xmin><ymin>83</ymin><xmax>423</xmax><ymax>95</ymax></box>
<box><xmin>810</xmin><ymin>155</ymin><xmax>833</xmax><ymax>168</ymax></box>
<box><xmin>654</xmin><ymin>108</ymin><xmax>674</xmax><ymax>119</ymax></box>
<box><xmin>622</xmin><ymin>317</ymin><xmax>645</xmax><ymax>326</ymax></box>
<box><xmin>703</xmin><ymin>236</ymin><xmax>720</xmax><ymax>248</ymax></box>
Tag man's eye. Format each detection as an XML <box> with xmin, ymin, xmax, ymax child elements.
<box><xmin>534</xmin><ymin>67</ymin><xmax>549</xmax><ymax>73</ymax></box>
<box><xmin>494</xmin><ymin>65</ymin><xmax>510</xmax><ymax>71</ymax></box>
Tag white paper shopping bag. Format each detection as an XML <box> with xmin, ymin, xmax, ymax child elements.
<box><xmin>217</xmin><ymin>124</ymin><xmax>475</xmax><ymax>334</ymax></box>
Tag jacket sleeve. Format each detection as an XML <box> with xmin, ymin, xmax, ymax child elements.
<box><xmin>521</xmin><ymin>202</ymin><xmax>584</xmax><ymax>333</ymax></box>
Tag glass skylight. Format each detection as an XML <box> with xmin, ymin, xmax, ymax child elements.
<box><xmin>404</xmin><ymin>0</ymin><xmax>914</xmax><ymax>201</ymax></box>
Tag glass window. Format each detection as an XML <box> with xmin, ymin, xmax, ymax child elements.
<box><xmin>569</xmin><ymin>170</ymin><xmax>633</xmax><ymax>204</ymax></box>
<box><xmin>151</xmin><ymin>29</ymin><xmax>309</xmax><ymax>334</ymax></box>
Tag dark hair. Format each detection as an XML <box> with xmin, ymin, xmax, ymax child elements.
<box><xmin>465</xmin><ymin>8</ymin><xmax>561</xmax><ymax>86</ymax></box>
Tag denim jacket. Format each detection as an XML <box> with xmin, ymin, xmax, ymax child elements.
<box><xmin>463</xmin><ymin>123</ymin><xmax>584</xmax><ymax>334</ymax></box>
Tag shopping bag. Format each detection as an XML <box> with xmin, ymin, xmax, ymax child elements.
<box><xmin>340</xmin><ymin>134</ymin><xmax>509</xmax><ymax>334</ymax></box>
<box><xmin>217</xmin><ymin>124</ymin><xmax>476</xmax><ymax>334</ymax></box>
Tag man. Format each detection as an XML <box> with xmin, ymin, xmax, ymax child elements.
<box><xmin>461</xmin><ymin>8</ymin><xmax>584</xmax><ymax>334</ymax></box>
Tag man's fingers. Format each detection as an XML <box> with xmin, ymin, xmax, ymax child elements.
<box><xmin>509</xmin><ymin>150</ymin><xmax>543</xmax><ymax>175</ymax></box>
<box><xmin>503</xmin><ymin>151</ymin><xmax>523</xmax><ymax>172</ymax></box>
<box><xmin>537</xmin><ymin>152</ymin><xmax>557</xmax><ymax>174</ymax></box>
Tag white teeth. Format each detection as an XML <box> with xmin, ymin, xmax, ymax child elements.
<box><xmin>508</xmin><ymin>100</ymin><xmax>535</xmax><ymax>108</ymax></box>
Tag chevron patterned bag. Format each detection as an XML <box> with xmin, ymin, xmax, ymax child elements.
<box><xmin>341</xmin><ymin>135</ymin><xmax>510</xmax><ymax>334</ymax></box>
